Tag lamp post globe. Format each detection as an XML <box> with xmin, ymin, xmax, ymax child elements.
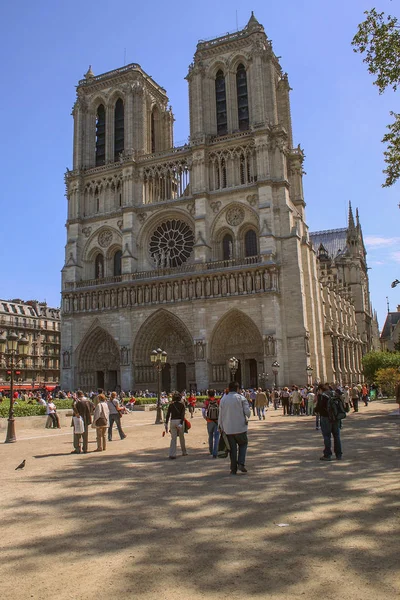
<box><xmin>271</xmin><ymin>361</ymin><xmax>280</xmax><ymax>388</ymax></box>
<box><xmin>150</xmin><ymin>348</ymin><xmax>167</xmax><ymax>424</ymax></box>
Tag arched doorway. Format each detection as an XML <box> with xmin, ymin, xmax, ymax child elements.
<box><xmin>210</xmin><ymin>310</ymin><xmax>264</xmax><ymax>389</ymax></box>
<box><xmin>78</xmin><ymin>326</ymin><xmax>120</xmax><ymax>391</ymax></box>
<box><xmin>162</xmin><ymin>363</ymin><xmax>172</xmax><ymax>393</ymax></box>
<box><xmin>133</xmin><ymin>309</ymin><xmax>195</xmax><ymax>393</ymax></box>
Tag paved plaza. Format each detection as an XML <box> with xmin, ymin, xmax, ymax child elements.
<box><xmin>1</xmin><ymin>400</ymin><xmax>399</xmax><ymax>600</ymax></box>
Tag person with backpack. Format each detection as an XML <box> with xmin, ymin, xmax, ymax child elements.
<box><xmin>202</xmin><ymin>389</ymin><xmax>220</xmax><ymax>458</ymax></box>
<box><xmin>315</xmin><ymin>383</ymin><xmax>344</xmax><ymax>461</ymax></box>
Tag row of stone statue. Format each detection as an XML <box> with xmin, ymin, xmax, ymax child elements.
<box><xmin>63</xmin><ymin>267</ymin><xmax>279</xmax><ymax>312</ymax></box>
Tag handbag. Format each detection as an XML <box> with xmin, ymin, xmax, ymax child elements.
<box><xmin>183</xmin><ymin>418</ymin><xmax>191</xmax><ymax>433</ymax></box>
<box><xmin>95</xmin><ymin>403</ymin><xmax>108</xmax><ymax>427</ymax></box>
<box><xmin>217</xmin><ymin>431</ymin><xmax>230</xmax><ymax>458</ymax></box>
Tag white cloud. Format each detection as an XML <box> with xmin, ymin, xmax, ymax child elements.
<box><xmin>391</xmin><ymin>251</ymin><xmax>400</xmax><ymax>263</ymax></box>
<box><xmin>364</xmin><ymin>236</ymin><xmax>400</xmax><ymax>248</ymax></box>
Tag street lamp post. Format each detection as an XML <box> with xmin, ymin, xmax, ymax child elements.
<box><xmin>150</xmin><ymin>348</ymin><xmax>167</xmax><ymax>424</ymax></box>
<box><xmin>258</xmin><ymin>372</ymin><xmax>268</xmax><ymax>389</ymax></box>
<box><xmin>228</xmin><ymin>356</ymin><xmax>239</xmax><ymax>382</ymax></box>
<box><xmin>306</xmin><ymin>365</ymin><xmax>314</xmax><ymax>386</ymax></box>
<box><xmin>0</xmin><ymin>331</ymin><xmax>29</xmax><ymax>443</ymax></box>
<box><xmin>271</xmin><ymin>361</ymin><xmax>280</xmax><ymax>388</ymax></box>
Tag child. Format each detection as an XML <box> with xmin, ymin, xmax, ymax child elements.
<box><xmin>71</xmin><ymin>409</ymin><xmax>85</xmax><ymax>454</ymax></box>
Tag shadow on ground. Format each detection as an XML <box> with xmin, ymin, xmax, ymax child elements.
<box><xmin>2</xmin><ymin>402</ymin><xmax>399</xmax><ymax>599</ymax></box>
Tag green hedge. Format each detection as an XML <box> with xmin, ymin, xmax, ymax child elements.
<box><xmin>0</xmin><ymin>398</ymin><xmax>74</xmax><ymax>418</ymax></box>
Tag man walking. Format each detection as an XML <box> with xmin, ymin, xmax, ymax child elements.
<box><xmin>202</xmin><ymin>389</ymin><xmax>220</xmax><ymax>458</ymax></box>
<box><xmin>218</xmin><ymin>381</ymin><xmax>251</xmax><ymax>475</ymax></box>
<box><xmin>72</xmin><ymin>390</ymin><xmax>95</xmax><ymax>453</ymax></box>
<box><xmin>255</xmin><ymin>388</ymin><xmax>268</xmax><ymax>420</ymax></box>
<box><xmin>315</xmin><ymin>383</ymin><xmax>343</xmax><ymax>461</ymax></box>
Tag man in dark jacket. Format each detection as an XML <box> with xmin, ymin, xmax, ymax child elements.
<box><xmin>165</xmin><ymin>391</ymin><xmax>187</xmax><ymax>459</ymax></box>
<box><xmin>315</xmin><ymin>383</ymin><xmax>343</xmax><ymax>461</ymax></box>
<box><xmin>72</xmin><ymin>391</ymin><xmax>95</xmax><ymax>453</ymax></box>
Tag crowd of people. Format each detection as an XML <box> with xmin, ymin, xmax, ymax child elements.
<box><xmin>1</xmin><ymin>380</ymin><xmax>387</xmax><ymax>471</ymax></box>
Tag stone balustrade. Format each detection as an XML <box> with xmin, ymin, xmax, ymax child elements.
<box><xmin>62</xmin><ymin>263</ymin><xmax>279</xmax><ymax>314</ymax></box>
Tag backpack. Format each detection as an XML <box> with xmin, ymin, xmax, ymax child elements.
<box><xmin>206</xmin><ymin>400</ymin><xmax>219</xmax><ymax>421</ymax></box>
<box><xmin>327</xmin><ymin>392</ymin><xmax>347</xmax><ymax>423</ymax></box>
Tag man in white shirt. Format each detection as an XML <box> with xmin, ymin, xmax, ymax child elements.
<box><xmin>219</xmin><ymin>381</ymin><xmax>251</xmax><ymax>475</ymax></box>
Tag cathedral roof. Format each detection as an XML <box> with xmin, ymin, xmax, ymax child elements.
<box><xmin>380</xmin><ymin>311</ymin><xmax>400</xmax><ymax>341</ymax></box>
<box><xmin>309</xmin><ymin>228</ymin><xmax>348</xmax><ymax>259</ymax></box>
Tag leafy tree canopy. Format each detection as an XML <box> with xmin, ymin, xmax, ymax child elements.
<box><xmin>362</xmin><ymin>350</ymin><xmax>400</xmax><ymax>381</ymax></box>
<box><xmin>352</xmin><ymin>8</ymin><xmax>400</xmax><ymax>187</ymax></box>
<box><xmin>375</xmin><ymin>367</ymin><xmax>400</xmax><ymax>396</ymax></box>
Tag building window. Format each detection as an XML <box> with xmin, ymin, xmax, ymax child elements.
<box><xmin>113</xmin><ymin>250</ymin><xmax>122</xmax><ymax>276</ymax></box>
<box><xmin>222</xmin><ymin>234</ymin><xmax>233</xmax><ymax>260</ymax></box>
<box><xmin>236</xmin><ymin>64</ymin><xmax>249</xmax><ymax>131</ymax></box>
<box><xmin>95</xmin><ymin>104</ymin><xmax>106</xmax><ymax>166</ymax></box>
<box><xmin>215</xmin><ymin>70</ymin><xmax>227</xmax><ymax>135</ymax></box>
<box><xmin>114</xmin><ymin>98</ymin><xmax>124</xmax><ymax>160</ymax></box>
<box><xmin>151</xmin><ymin>106</ymin><xmax>160</xmax><ymax>153</ymax></box>
<box><xmin>245</xmin><ymin>230</ymin><xmax>257</xmax><ymax>257</ymax></box>
<box><xmin>95</xmin><ymin>253</ymin><xmax>104</xmax><ymax>279</ymax></box>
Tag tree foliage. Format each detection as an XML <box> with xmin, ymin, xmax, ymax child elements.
<box><xmin>352</xmin><ymin>8</ymin><xmax>400</xmax><ymax>187</ymax></box>
<box><xmin>375</xmin><ymin>367</ymin><xmax>400</xmax><ymax>396</ymax></box>
<box><xmin>362</xmin><ymin>350</ymin><xmax>400</xmax><ymax>382</ymax></box>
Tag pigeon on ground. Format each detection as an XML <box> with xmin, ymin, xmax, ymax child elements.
<box><xmin>15</xmin><ymin>460</ymin><xmax>26</xmax><ymax>470</ymax></box>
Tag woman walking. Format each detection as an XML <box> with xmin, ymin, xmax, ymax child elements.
<box><xmin>93</xmin><ymin>393</ymin><xmax>110</xmax><ymax>451</ymax></box>
<box><xmin>165</xmin><ymin>391</ymin><xmax>187</xmax><ymax>459</ymax></box>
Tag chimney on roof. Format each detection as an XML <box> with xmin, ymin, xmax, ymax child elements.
<box><xmin>397</xmin><ymin>305</ymin><xmax>400</xmax><ymax>312</ymax></box>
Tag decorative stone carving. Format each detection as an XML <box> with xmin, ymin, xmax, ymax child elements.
<box><xmin>82</xmin><ymin>227</ymin><xmax>92</xmax><ymax>238</ymax></box>
<box><xmin>120</xmin><ymin>346</ymin><xmax>130</xmax><ymax>366</ymax></box>
<box><xmin>195</xmin><ymin>340</ymin><xmax>206</xmax><ymax>360</ymax></box>
<box><xmin>62</xmin><ymin>350</ymin><xmax>71</xmax><ymax>368</ymax></box>
<box><xmin>186</xmin><ymin>202</ymin><xmax>195</xmax><ymax>217</ymax></box>
<box><xmin>246</xmin><ymin>194</ymin><xmax>258</xmax><ymax>207</ymax></box>
<box><xmin>98</xmin><ymin>229</ymin><xmax>113</xmax><ymax>248</ymax></box>
<box><xmin>210</xmin><ymin>200</ymin><xmax>221</xmax><ymax>214</ymax></box>
<box><xmin>226</xmin><ymin>206</ymin><xmax>245</xmax><ymax>226</ymax></box>
<box><xmin>149</xmin><ymin>219</ymin><xmax>194</xmax><ymax>268</ymax></box>
<box><xmin>138</xmin><ymin>213</ymin><xmax>147</xmax><ymax>224</ymax></box>
<box><xmin>117</xmin><ymin>220</ymin><xmax>123</xmax><ymax>230</ymax></box>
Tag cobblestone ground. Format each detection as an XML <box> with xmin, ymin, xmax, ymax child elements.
<box><xmin>1</xmin><ymin>400</ymin><xmax>399</xmax><ymax>600</ymax></box>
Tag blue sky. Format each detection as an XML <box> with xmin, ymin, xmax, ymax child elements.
<box><xmin>0</xmin><ymin>0</ymin><xmax>398</xmax><ymax>328</ymax></box>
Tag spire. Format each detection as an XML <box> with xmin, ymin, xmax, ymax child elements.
<box><xmin>246</xmin><ymin>11</ymin><xmax>264</xmax><ymax>32</ymax></box>
<box><xmin>84</xmin><ymin>65</ymin><xmax>94</xmax><ymax>79</ymax></box>
<box><xmin>356</xmin><ymin>207</ymin><xmax>360</xmax><ymax>227</ymax></box>
<box><xmin>348</xmin><ymin>201</ymin><xmax>355</xmax><ymax>230</ymax></box>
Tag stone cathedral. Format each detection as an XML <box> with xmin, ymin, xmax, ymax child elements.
<box><xmin>61</xmin><ymin>14</ymin><xmax>375</xmax><ymax>392</ymax></box>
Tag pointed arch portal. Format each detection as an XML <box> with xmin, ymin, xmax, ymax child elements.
<box><xmin>210</xmin><ymin>310</ymin><xmax>264</xmax><ymax>388</ymax></box>
<box><xmin>133</xmin><ymin>310</ymin><xmax>195</xmax><ymax>392</ymax></box>
<box><xmin>78</xmin><ymin>326</ymin><xmax>120</xmax><ymax>391</ymax></box>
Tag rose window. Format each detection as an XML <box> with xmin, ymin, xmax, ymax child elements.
<box><xmin>149</xmin><ymin>220</ymin><xmax>194</xmax><ymax>268</ymax></box>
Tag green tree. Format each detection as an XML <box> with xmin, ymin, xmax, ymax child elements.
<box><xmin>352</xmin><ymin>8</ymin><xmax>400</xmax><ymax>187</ymax></box>
<box><xmin>362</xmin><ymin>350</ymin><xmax>400</xmax><ymax>381</ymax></box>
<box><xmin>375</xmin><ymin>367</ymin><xmax>400</xmax><ymax>396</ymax></box>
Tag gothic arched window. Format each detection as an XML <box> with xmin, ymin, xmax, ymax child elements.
<box><xmin>222</xmin><ymin>233</ymin><xmax>233</xmax><ymax>260</ymax></box>
<box><xmin>215</xmin><ymin>70</ymin><xmax>228</xmax><ymax>135</ymax></box>
<box><xmin>114</xmin><ymin>98</ymin><xmax>124</xmax><ymax>160</ymax></box>
<box><xmin>95</xmin><ymin>104</ymin><xmax>106</xmax><ymax>166</ymax></box>
<box><xmin>245</xmin><ymin>230</ymin><xmax>257</xmax><ymax>257</ymax></box>
<box><xmin>113</xmin><ymin>250</ymin><xmax>122</xmax><ymax>276</ymax></box>
<box><xmin>236</xmin><ymin>64</ymin><xmax>249</xmax><ymax>131</ymax></box>
<box><xmin>95</xmin><ymin>253</ymin><xmax>104</xmax><ymax>279</ymax></box>
<box><xmin>151</xmin><ymin>106</ymin><xmax>160</xmax><ymax>153</ymax></box>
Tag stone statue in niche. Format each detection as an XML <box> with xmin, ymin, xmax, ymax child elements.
<box><xmin>221</xmin><ymin>276</ymin><xmax>227</xmax><ymax>295</ymax></box>
<box><xmin>73</xmin><ymin>296</ymin><xmax>78</xmax><ymax>311</ymax></box>
<box><xmin>255</xmin><ymin>272</ymin><xmax>261</xmax><ymax>291</ymax></box>
<box><xmin>120</xmin><ymin>346</ymin><xmax>129</xmax><ymax>365</ymax></box>
<box><xmin>263</xmin><ymin>271</ymin><xmax>270</xmax><ymax>290</ymax></box>
<box><xmin>62</xmin><ymin>351</ymin><xmax>70</xmax><ymax>368</ymax></box>
<box><xmin>111</xmin><ymin>290</ymin><xmax>116</xmax><ymax>307</ymax></box>
<box><xmin>246</xmin><ymin>273</ymin><xmax>253</xmax><ymax>292</ymax></box>
<box><xmin>167</xmin><ymin>283</ymin><xmax>172</xmax><ymax>301</ymax></box>
<box><xmin>196</xmin><ymin>341</ymin><xmax>205</xmax><ymax>359</ymax></box>
<box><xmin>181</xmin><ymin>280</ymin><xmax>187</xmax><ymax>299</ymax></box>
<box><xmin>188</xmin><ymin>280</ymin><xmax>194</xmax><ymax>299</ymax></box>
<box><xmin>130</xmin><ymin>288</ymin><xmax>136</xmax><ymax>305</ymax></box>
<box><xmin>159</xmin><ymin>283</ymin><xmax>165</xmax><ymax>302</ymax></box>
<box><xmin>138</xmin><ymin>287</ymin><xmax>143</xmax><ymax>304</ymax></box>
<box><xmin>205</xmin><ymin>278</ymin><xmax>211</xmax><ymax>296</ymax></box>
<box><xmin>230</xmin><ymin>274</ymin><xmax>236</xmax><ymax>294</ymax></box>
<box><xmin>122</xmin><ymin>288</ymin><xmax>128</xmax><ymax>306</ymax></box>
<box><xmin>152</xmin><ymin>285</ymin><xmax>157</xmax><ymax>302</ymax></box>
<box><xmin>145</xmin><ymin>286</ymin><xmax>150</xmax><ymax>303</ymax></box>
<box><xmin>173</xmin><ymin>281</ymin><xmax>179</xmax><ymax>301</ymax></box>
<box><xmin>196</xmin><ymin>279</ymin><xmax>202</xmax><ymax>297</ymax></box>
<box><xmin>238</xmin><ymin>274</ymin><xmax>244</xmax><ymax>293</ymax></box>
<box><xmin>213</xmin><ymin>277</ymin><xmax>219</xmax><ymax>295</ymax></box>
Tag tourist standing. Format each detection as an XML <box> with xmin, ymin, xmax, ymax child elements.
<box><xmin>107</xmin><ymin>391</ymin><xmax>127</xmax><ymax>442</ymax></box>
<box><xmin>315</xmin><ymin>383</ymin><xmax>343</xmax><ymax>461</ymax></box>
<box><xmin>281</xmin><ymin>387</ymin><xmax>290</xmax><ymax>415</ymax></box>
<box><xmin>92</xmin><ymin>393</ymin><xmax>110</xmax><ymax>451</ymax></box>
<box><xmin>202</xmin><ymin>389</ymin><xmax>220</xmax><ymax>458</ymax></box>
<box><xmin>218</xmin><ymin>381</ymin><xmax>251</xmax><ymax>475</ymax></box>
<box><xmin>165</xmin><ymin>391</ymin><xmax>187</xmax><ymax>459</ymax></box>
<box><xmin>291</xmin><ymin>386</ymin><xmax>302</xmax><ymax>416</ymax></box>
<box><xmin>72</xmin><ymin>391</ymin><xmax>94</xmax><ymax>453</ymax></box>
<box><xmin>351</xmin><ymin>385</ymin><xmax>360</xmax><ymax>412</ymax></box>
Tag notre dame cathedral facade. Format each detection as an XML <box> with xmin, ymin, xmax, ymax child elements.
<box><xmin>61</xmin><ymin>13</ymin><xmax>375</xmax><ymax>392</ymax></box>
